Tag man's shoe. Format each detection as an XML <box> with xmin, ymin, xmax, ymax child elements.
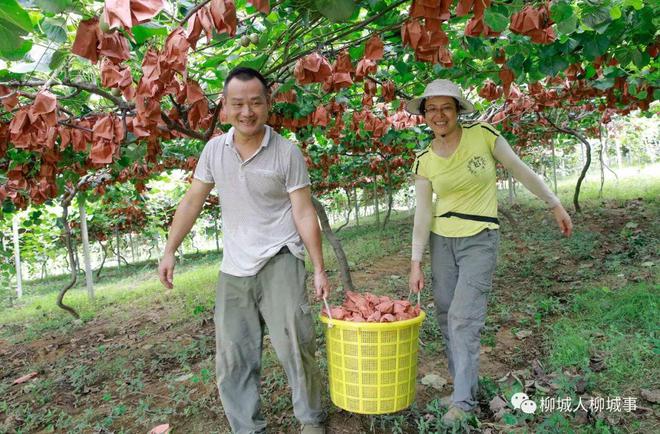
<box><xmin>301</xmin><ymin>423</ymin><xmax>326</xmax><ymax>434</ymax></box>
<box><xmin>441</xmin><ymin>405</ymin><xmax>471</xmax><ymax>425</ymax></box>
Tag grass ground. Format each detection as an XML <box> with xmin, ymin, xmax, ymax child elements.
<box><xmin>0</xmin><ymin>166</ymin><xmax>658</xmax><ymax>433</ymax></box>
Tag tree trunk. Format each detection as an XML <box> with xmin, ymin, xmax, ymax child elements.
<box><xmin>129</xmin><ymin>231</ymin><xmax>136</xmax><ymax>263</ymax></box>
<box><xmin>599</xmin><ymin>126</ymin><xmax>605</xmax><ymax>198</ymax></box>
<box><xmin>78</xmin><ymin>198</ymin><xmax>94</xmax><ymax>300</ymax></box>
<box><xmin>373</xmin><ymin>181</ymin><xmax>380</xmax><ymax>226</ymax></box>
<box><xmin>115</xmin><ymin>227</ymin><xmax>121</xmax><ymax>269</ymax></box>
<box><xmin>507</xmin><ymin>172</ymin><xmax>514</xmax><ymax>205</ymax></box>
<box><xmin>214</xmin><ymin>209</ymin><xmax>221</xmax><ymax>253</ymax></box>
<box><xmin>353</xmin><ymin>186</ymin><xmax>359</xmax><ymax>226</ymax></box>
<box><xmin>574</xmin><ymin>138</ymin><xmax>592</xmax><ymax>212</ymax></box>
<box><xmin>498</xmin><ymin>207</ymin><xmax>518</xmax><ymax>228</ymax></box>
<box><xmin>543</xmin><ymin>117</ymin><xmax>591</xmax><ymax>212</ymax></box>
<box><xmin>58</xmin><ymin>203</ymin><xmax>80</xmax><ymax>319</ymax></box>
<box><xmin>550</xmin><ymin>140</ymin><xmax>558</xmax><ymax>194</ymax></box>
<box><xmin>74</xmin><ymin>244</ymin><xmax>80</xmax><ymax>278</ymax></box>
<box><xmin>335</xmin><ymin>189</ymin><xmax>352</xmax><ymax>233</ymax></box>
<box><xmin>383</xmin><ymin>168</ymin><xmax>393</xmax><ymax>228</ymax></box>
<box><xmin>615</xmin><ymin>137</ymin><xmax>622</xmax><ymax>168</ymax></box>
<box><xmin>12</xmin><ymin>214</ymin><xmax>22</xmax><ymax>299</ymax></box>
<box><xmin>311</xmin><ymin>196</ymin><xmax>354</xmax><ymax>292</ymax></box>
<box><xmin>95</xmin><ymin>241</ymin><xmax>108</xmax><ymax>280</ymax></box>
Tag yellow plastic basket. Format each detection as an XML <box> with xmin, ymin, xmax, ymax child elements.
<box><xmin>319</xmin><ymin>311</ymin><xmax>425</xmax><ymax>414</ymax></box>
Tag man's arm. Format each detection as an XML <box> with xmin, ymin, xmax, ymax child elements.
<box><xmin>158</xmin><ymin>179</ymin><xmax>214</xmax><ymax>288</ymax></box>
<box><xmin>289</xmin><ymin>186</ymin><xmax>331</xmax><ymax>299</ymax></box>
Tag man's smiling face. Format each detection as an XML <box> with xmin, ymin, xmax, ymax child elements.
<box><xmin>224</xmin><ymin>77</ymin><xmax>270</xmax><ymax>142</ymax></box>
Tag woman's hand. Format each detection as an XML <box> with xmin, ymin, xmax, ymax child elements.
<box><xmin>409</xmin><ymin>261</ymin><xmax>425</xmax><ymax>293</ymax></box>
<box><xmin>552</xmin><ymin>204</ymin><xmax>573</xmax><ymax>237</ymax></box>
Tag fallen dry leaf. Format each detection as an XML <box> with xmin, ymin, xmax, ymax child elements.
<box><xmin>421</xmin><ymin>373</ymin><xmax>447</xmax><ymax>390</ymax></box>
<box><xmin>515</xmin><ymin>329</ymin><xmax>532</xmax><ymax>339</ymax></box>
<box><xmin>13</xmin><ymin>372</ymin><xmax>38</xmax><ymax>385</ymax></box>
<box><xmin>640</xmin><ymin>389</ymin><xmax>660</xmax><ymax>404</ymax></box>
<box><xmin>149</xmin><ymin>424</ymin><xmax>170</xmax><ymax>434</ymax></box>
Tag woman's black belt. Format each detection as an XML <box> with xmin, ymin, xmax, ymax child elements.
<box><xmin>436</xmin><ymin>211</ymin><xmax>499</xmax><ymax>225</ymax></box>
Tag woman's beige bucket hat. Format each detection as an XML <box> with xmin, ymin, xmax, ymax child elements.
<box><xmin>405</xmin><ymin>79</ymin><xmax>475</xmax><ymax>115</ymax></box>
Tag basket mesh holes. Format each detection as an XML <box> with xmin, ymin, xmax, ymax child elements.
<box><xmin>380</xmin><ymin>399</ymin><xmax>395</xmax><ymax>411</ymax></box>
<box><xmin>342</xmin><ymin>329</ymin><xmax>358</xmax><ymax>342</ymax></box>
<box><xmin>397</xmin><ymin>368</ymin><xmax>410</xmax><ymax>380</ymax></box>
<box><xmin>344</xmin><ymin>357</ymin><xmax>358</xmax><ymax>370</ymax></box>
<box><xmin>345</xmin><ymin>370</ymin><xmax>359</xmax><ymax>384</ymax></box>
<box><xmin>347</xmin><ymin>397</ymin><xmax>360</xmax><ymax>410</ymax></box>
<box><xmin>360</xmin><ymin>332</ymin><xmax>379</xmax><ymax>344</ymax></box>
<box><xmin>381</xmin><ymin>385</ymin><xmax>396</xmax><ymax>397</ymax></box>
<box><xmin>380</xmin><ymin>358</ymin><xmax>397</xmax><ymax>371</ymax></box>
<box><xmin>381</xmin><ymin>344</ymin><xmax>397</xmax><ymax>357</ymax></box>
<box><xmin>382</xmin><ymin>330</ymin><xmax>398</xmax><ymax>341</ymax></box>
<box><xmin>381</xmin><ymin>372</ymin><xmax>396</xmax><ymax>384</ymax></box>
<box><xmin>343</xmin><ymin>343</ymin><xmax>358</xmax><ymax>355</ymax></box>
<box><xmin>363</xmin><ymin>386</ymin><xmax>378</xmax><ymax>399</ymax></box>
<box><xmin>397</xmin><ymin>383</ymin><xmax>410</xmax><ymax>395</ymax></box>
<box><xmin>361</xmin><ymin>359</ymin><xmax>378</xmax><ymax>371</ymax></box>
<box><xmin>362</xmin><ymin>373</ymin><xmax>378</xmax><ymax>384</ymax></box>
<box><xmin>362</xmin><ymin>345</ymin><xmax>378</xmax><ymax>357</ymax></box>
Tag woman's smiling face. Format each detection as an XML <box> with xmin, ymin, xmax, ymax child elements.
<box><xmin>423</xmin><ymin>96</ymin><xmax>459</xmax><ymax>138</ymax></box>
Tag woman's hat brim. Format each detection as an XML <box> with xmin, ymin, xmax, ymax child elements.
<box><xmin>405</xmin><ymin>95</ymin><xmax>475</xmax><ymax>115</ymax></box>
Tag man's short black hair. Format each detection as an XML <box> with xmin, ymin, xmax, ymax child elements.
<box><xmin>223</xmin><ymin>67</ymin><xmax>270</xmax><ymax>97</ymax></box>
<box><xmin>419</xmin><ymin>97</ymin><xmax>460</xmax><ymax>115</ymax></box>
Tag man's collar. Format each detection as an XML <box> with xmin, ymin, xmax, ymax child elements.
<box><xmin>227</xmin><ymin>125</ymin><xmax>271</xmax><ymax>149</ymax></box>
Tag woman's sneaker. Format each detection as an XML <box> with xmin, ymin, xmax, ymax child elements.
<box><xmin>301</xmin><ymin>423</ymin><xmax>325</xmax><ymax>434</ymax></box>
<box><xmin>439</xmin><ymin>394</ymin><xmax>453</xmax><ymax>408</ymax></box>
<box><xmin>441</xmin><ymin>405</ymin><xmax>471</xmax><ymax>425</ymax></box>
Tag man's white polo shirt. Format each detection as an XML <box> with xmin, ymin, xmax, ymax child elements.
<box><xmin>193</xmin><ymin>126</ymin><xmax>311</xmax><ymax>277</ymax></box>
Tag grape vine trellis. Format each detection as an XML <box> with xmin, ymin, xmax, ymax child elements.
<box><xmin>0</xmin><ymin>0</ymin><xmax>657</xmax><ymax>314</ymax></box>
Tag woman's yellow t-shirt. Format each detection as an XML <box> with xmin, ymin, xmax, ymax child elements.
<box><xmin>412</xmin><ymin>122</ymin><xmax>500</xmax><ymax>238</ymax></box>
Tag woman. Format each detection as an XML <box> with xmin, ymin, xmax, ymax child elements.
<box><xmin>406</xmin><ymin>79</ymin><xmax>572</xmax><ymax>424</ymax></box>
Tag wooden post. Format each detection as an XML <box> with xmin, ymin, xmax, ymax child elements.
<box><xmin>78</xmin><ymin>198</ymin><xmax>95</xmax><ymax>300</ymax></box>
<box><xmin>12</xmin><ymin>214</ymin><xmax>22</xmax><ymax>299</ymax></box>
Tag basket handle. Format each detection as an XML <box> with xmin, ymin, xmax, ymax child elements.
<box><xmin>408</xmin><ymin>290</ymin><xmax>421</xmax><ymax>307</ymax></box>
<box><xmin>322</xmin><ymin>296</ymin><xmax>334</xmax><ymax>328</ymax></box>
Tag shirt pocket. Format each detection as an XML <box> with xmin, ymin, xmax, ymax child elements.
<box><xmin>245</xmin><ymin>168</ymin><xmax>285</xmax><ymax>196</ymax></box>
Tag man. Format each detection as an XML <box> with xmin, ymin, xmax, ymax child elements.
<box><xmin>158</xmin><ymin>67</ymin><xmax>329</xmax><ymax>434</ymax></box>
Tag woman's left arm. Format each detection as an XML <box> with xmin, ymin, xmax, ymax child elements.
<box><xmin>493</xmin><ymin>136</ymin><xmax>573</xmax><ymax>236</ymax></box>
